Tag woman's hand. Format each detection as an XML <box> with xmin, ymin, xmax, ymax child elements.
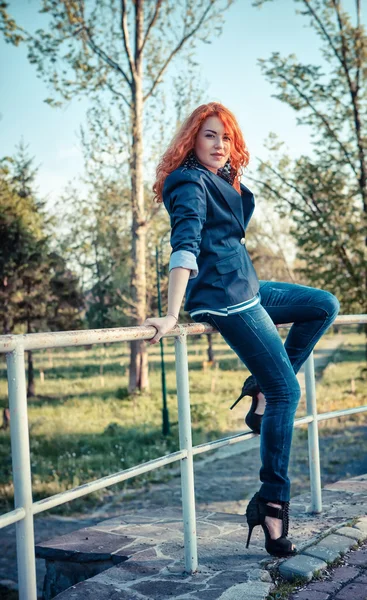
<box><xmin>143</xmin><ymin>315</ymin><xmax>178</xmax><ymax>345</ymax></box>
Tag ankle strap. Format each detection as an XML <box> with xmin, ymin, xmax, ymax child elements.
<box><xmin>258</xmin><ymin>502</ymin><xmax>284</xmax><ymax>519</ymax></box>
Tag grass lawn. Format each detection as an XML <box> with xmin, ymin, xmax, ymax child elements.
<box><xmin>0</xmin><ymin>326</ymin><xmax>366</xmax><ymax>514</ymax></box>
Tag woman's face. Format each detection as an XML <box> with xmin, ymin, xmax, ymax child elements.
<box><xmin>194</xmin><ymin>115</ymin><xmax>231</xmax><ymax>174</ymax></box>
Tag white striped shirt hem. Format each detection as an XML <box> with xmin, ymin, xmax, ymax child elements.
<box><xmin>189</xmin><ymin>294</ymin><xmax>260</xmax><ymax>318</ymax></box>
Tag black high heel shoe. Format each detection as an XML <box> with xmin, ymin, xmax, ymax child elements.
<box><xmin>230</xmin><ymin>375</ymin><xmax>263</xmax><ymax>434</ymax></box>
<box><xmin>245</xmin><ymin>492</ymin><xmax>298</xmax><ymax>557</ymax></box>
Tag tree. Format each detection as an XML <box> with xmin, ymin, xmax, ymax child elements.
<box><xmin>56</xmin><ymin>178</ymin><xmax>132</xmax><ymax>331</ymax></box>
<box><xmin>0</xmin><ymin>0</ymin><xmax>234</xmax><ymax>393</ymax></box>
<box><xmin>47</xmin><ymin>252</ymin><xmax>85</xmax><ymax>332</ymax></box>
<box><xmin>0</xmin><ymin>141</ymin><xmax>52</xmax><ymax>342</ymax></box>
<box><xmin>245</xmin><ymin>212</ymin><xmax>298</xmax><ymax>283</ymax></box>
<box><xmin>250</xmin><ymin>0</ymin><xmax>366</xmax><ymax>318</ymax></box>
<box><xmin>0</xmin><ymin>146</ymin><xmax>84</xmax><ymax>395</ymax></box>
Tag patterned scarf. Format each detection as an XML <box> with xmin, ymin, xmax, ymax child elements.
<box><xmin>181</xmin><ymin>149</ymin><xmax>237</xmax><ymax>186</ymax></box>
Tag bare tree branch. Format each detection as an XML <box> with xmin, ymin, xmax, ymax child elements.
<box><xmin>301</xmin><ymin>0</ymin><xmax>365</xmax><ymax>208</ymax></box>
<box><xmin>83</xmin><ymin>25</ymin><xmax>132</xmax><ymax>88</ymax></box>
<box><xmin>275</xmin><ymin>69</ymin><xmax>358</xmax><ymax>177</ymax></box>
<box><xmin>301</xmin><ymin>0</ymin><xmax>343</xmax><ymax>65</ymax></box>
<box><xmin>143</xmin><ymin>1</ymin><xmax>214</xmax><ymax>102</ymax></box>
<box><xmin>104</xmin><ymin>79</ymin><xmax>131</xmax><ymax>107</ymax></box>
<box><xmin>354</xmin><ymin>0</ymin><xmax>361</xmax><ymax>93</ymax></box>
<box><xmin>333</xmin><ymin>0</ymin><xmax>367</xmax><ymax>213</ymax></box>
<box><xmin>121</xmin><ymin>0</ymin><xmax>137</xmax><ymax>81</ymax></box>
<box><xmin>140</xmin><ymin>0</ymin><xmax>163</xmax><ymax>55</ymax></box>
<box><xmin>247</xmin><ymin>167</ymin><xmax>362</xmax><ymax>290</ymax></box>
<box><xmin>246</xmin><ymin>172</ymin><xmax>312</xmax><ymax>219</ymax></box>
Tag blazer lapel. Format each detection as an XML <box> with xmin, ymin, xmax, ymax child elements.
<box><xmin>240</xmin><ymin>182</ymin><xmax>255</xmax><ymax>229</ymax></box>
<box><xmin>196</xmin><ymin>165</ymin><xmax>251</xmax><ymax>231</ymax></box>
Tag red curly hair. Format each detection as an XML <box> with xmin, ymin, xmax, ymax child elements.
<box><xmin>153</xmin><ymin>102</ymin><xmax>250</xmax><ymax>203</ymax></box>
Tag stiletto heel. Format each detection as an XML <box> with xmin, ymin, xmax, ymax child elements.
<box><xmin>230</xmin><ymin>375</ymin><xmax>263</xmax><ymax>434</ymax></box>
<box><xmin>229</xmin><ymin>374</ymin><xmax>260</xmax><ymax>410</ymax></box>
<box><xmin>246</xmin><ymin>523</ymin><xmax>255</xmax><ymax>548</ymax></box>
<box><xmin>245</xmin><ymin>492</ymin><xmax>298</xmax><ymax>557</ymax></box>
<box><xmin>245</xmin><ymin>491</ymin><xmax>260</xmax><ymax>548</ymax></box>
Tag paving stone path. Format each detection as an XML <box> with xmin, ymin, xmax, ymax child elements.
<box><xmin>34</xmin><ymin>478</ymin><xmax>367</xmax><ymax>599</ymax></box>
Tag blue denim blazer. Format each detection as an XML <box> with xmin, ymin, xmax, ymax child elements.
<box><xmin>162</xmin><ymin>162</ymin><xmax>260</xmax><ymax>313</ymax></box>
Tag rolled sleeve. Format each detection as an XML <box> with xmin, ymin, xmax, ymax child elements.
<box><xmin>163</xmin><ymin>171</ymin><xmax>207</xmax><ymax>280</ymax></box>
<box><xmin>169</xmin><ymin>249</ymin><xmax>198</xmax><ymax>279</ymax></box>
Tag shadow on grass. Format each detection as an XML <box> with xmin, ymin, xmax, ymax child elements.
<box><xmin>0</xmin><ymin>357</ymin><xmax>223</xmax><ymax>381</ymax></box>
<box><xmin>0</xmin><ymin>420</ymin><xmax>226</xmax><ymax>513</ymax></box>
<box><xmin>1</xmin><ymin>421</ymin><xmax>366</xmax><ymax>516</ymax></box>
<box><xmin>22</xmin><ymin>384</ymin><xmax>194</xmax><ymax>407</ymax></box>
<box><xmin>0</xmin><ymin>355</ymin><xmax>244</xmax><ymax>390</ymax></box>
<box><xmin>331</xmin><ymin>343</ymin><xmax>365</xmax><ymax>363</ymax></box>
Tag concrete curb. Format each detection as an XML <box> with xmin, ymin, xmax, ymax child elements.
<box><xmin>277</xmin><ymin>516</ymin><xmax>367</xmax><ymax>583</ymax></box>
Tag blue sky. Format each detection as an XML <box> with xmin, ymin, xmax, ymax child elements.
<box><xmin>0</xmin><ymin>0</ymin><xmax>361</xmax><ymax>207</ymax></box>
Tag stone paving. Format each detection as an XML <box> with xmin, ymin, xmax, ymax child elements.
<box><xmin>287</xmin><ymin>539</ymin><xmax>367</xmax><ymax>600</ymax></box>
<box><xmin>44</xmin><ymin>509</ymin><xmax>275</xmax><ymax>599</ymax></box>
<box><xmin>55</xmin><ymin>536</ymin><xmax>367</xmax><ymax>600</ymax></box>
<box><xmin>32</xmin><ymin>474</ymin><xmax>367</xmax><ymax>599</ymax></box>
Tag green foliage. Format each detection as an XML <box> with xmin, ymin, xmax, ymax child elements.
<box><xmin>252</xmin><ymin>1</ymin><xmax>366</xmax><ymax>313</ymax></box>
<box><xmin>0</xmin><ymin>143</ymin><xmax>84</xmax><ymax>337</ymax></box>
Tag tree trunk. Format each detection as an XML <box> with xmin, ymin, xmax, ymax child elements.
<box><xmin>93</xmin><ymin>238</ymin><xmax>106</xmax><ymax>329</ymax></box>
<box><xmin>26</xmin><ymin>318</ymin><xmax>35</xmax><ymax>397</ymax></box>
<box><xmin>128</xmin><ymin>0</ymin><xmax>149</xmax><ymax>393</ymax></box>
<box><xmin>3</xmin><ymin>312</ymin><xmax>11</xmax><ymax>335</ymax></box>
<box><xmin>207</xmin><ymin>334</ymin><xmax>215</xmax><ymax>363</ymax></box>
<box><xmin>27</xmin><ymin>350</ymin><xmax>35</xmax><ymax>397</ymax></box>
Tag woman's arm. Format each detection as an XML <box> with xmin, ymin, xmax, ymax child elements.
<box><xmin>143</xmin><ymin>266</ymin><xmax>190</xmax><ymax>345</ymax></box>
<box><xmin>144</xmin><ymin>171</ymin><xmax>206</xmax><ymax>344</ymax></box>
<box><xmin>167</xmin><ymin>266</ymin><xmax>191</xmax><ymax>319</ymax></box>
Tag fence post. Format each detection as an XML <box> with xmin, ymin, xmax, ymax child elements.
<box><xmin>7</xmin><ymin>342</ymin><xmax>37</xmax><ymax>600</ymax></box>
<box><xmin>304</xmin><ymin>351</ymin><xmax>322</xmax><ymax>513</ymax></box>
<box><xmin>174</xmin><ymin>330</ymin><xmax>198</xmax><ymax>574</ymax></box>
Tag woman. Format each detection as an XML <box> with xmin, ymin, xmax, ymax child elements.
<box><xmin>144</xmin><ymin>102</ymin><xmax>340</xmax><ymax>557</ymax></box>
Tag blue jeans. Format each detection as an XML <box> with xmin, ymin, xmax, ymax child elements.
<box><xmin>191</xmin><ymin>280</ymin><xmax>340</xmax><ymax>502</ymax></box>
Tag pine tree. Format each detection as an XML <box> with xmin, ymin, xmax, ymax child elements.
<box><xmin>0</xmin><ymin>144</ymin><xmax>84</xmax><ymax>395</ymax></box>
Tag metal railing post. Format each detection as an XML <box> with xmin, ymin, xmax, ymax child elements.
<box><xmin>304</xmin><ymin>351</ymin><xmax>322</xmax><ymax>513</ymax></box>
<box><xmin>174</xmin><ymin>330</ymin><xmax>198</xmax><ymax>574</ymax></box>
<box><xmin>7</xmin><ymin>342</ymin><xmax>37</xmax><ymax>600</ymax></box>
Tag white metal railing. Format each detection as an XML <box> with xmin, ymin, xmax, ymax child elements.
<box><xmin>0</xmin><ymin>315</ymin><xmax>366</xmax><ymax>600</ymax></box>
